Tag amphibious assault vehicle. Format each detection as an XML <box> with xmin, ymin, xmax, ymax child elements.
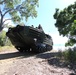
<box><xmin>6</xmin><ymin>25</ymin><xmax>53</xmax><ymax>53</ymax></box>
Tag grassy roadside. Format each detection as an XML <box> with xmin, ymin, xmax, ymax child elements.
<box><xmin>58</xmin><ymin>48</ymin><xmax>76</xmax><ymax>63</ymax></box>
<box><xmin>0</xmin><ymin>46</ymin><xmax>15</xmax><ymax>52</ymax></box>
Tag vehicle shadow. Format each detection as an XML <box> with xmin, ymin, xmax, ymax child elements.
<box><xmin>36</xmin><ymin>51</ymin><xmax>76</xmax><ymax>74</ymax></box>
<box><xmin>0</xmin><ymin>50</ymin><xmax>37</xmax><ymax>60</ymax></box>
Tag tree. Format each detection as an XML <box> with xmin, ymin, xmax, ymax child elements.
<box><xmin>0</xmin><ymin>0</ymin><xmax>39</xmax><ymax>32</ymax></box>
<box><xmin>53</xmin><ymin>2</ymin><xmax>76</xmax><ymax>46</ymax></box>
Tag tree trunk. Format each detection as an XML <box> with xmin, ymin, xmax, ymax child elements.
<box><xmin>0</xmin><ymin>23</ymin><xmax>3</xmax><ymax>32</ymax></box>
<box><xmin>0</xmin><ymin>16</ymin><xmax>4</xmax><ymax>32</ymax></box>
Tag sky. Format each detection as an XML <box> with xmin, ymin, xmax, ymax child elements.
<box><xmin>4</xmin><ymin>0</ymin><xmax>76</xmax><ymax>50</ymax></box>
<box><xmin>24</xmin><ymin>0</ymin><xmax>76</xmax><ymax>50</ymax></box>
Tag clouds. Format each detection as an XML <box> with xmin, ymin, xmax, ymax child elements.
<box><xmin>60</xmin><ymin>0</ymin><xmax>76</xmax><ymax>5</ymax></box>
<box><xmin>3</xmin><ymin>18</ymin><xmax>14</xmax><ymax>26</ymax></box>
<box><xmin>58</xmin><ymin>0</ymin><xmax>76</xmax><ymax>9</ymax></box>
<box><xmin>51</xmin><ymin>33</ymin><xmax>68</xmax><ymax>45</ymax></box>
<box><xmin>3</xmin><ymin>18</ymin><xmax>15</xmax><ymax>31</ymax></box>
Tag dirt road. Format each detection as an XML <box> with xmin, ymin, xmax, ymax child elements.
<box><xmin>0</xmin><ymin>49</ymin><xmax>75</xmax><ymax>75</ymax></box>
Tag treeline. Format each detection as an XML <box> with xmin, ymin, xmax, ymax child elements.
<box><xmin>0</xmin><ymin>31</ymin><xmax>12</xmax><ymax>46</ymax></box>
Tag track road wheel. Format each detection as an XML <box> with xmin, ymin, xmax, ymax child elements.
<box><xmin>15</xmin><ymin>46</ymin><xmax>24</xmax><ymax>52</ymax></box>
<box><xmin>38</xmin><ymin>46</ymin><xmax>47</xmax><ymax>53</ymax></box>
<box><xmin>34</xmin><ymin>46</ymin><xmax>46</xmax><ymax>53</ymax></box>
<box><xmin>32</xmin><ymin>44</ymin><xmax>47</xmax><ymax>53</ymax></box>
<box><xmin>46</xmin><ymin>45</ymin><xmax>53</xmax><ymax>51</ymax></box>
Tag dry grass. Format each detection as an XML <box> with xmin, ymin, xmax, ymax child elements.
<box><xmin>0</xmin><ymin>46</ymin><xmax>15</xmax><ymax>52</ymax></box>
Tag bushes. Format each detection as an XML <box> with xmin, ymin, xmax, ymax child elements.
<box><xmin>0</xmin><ymin>31</ymin><xmax>12</xmax><ymax>46</ymax></box>
<box><xmin>61</xmin><ymin>47</ymin><xmax>76</xmax><ymax>63</ymax></box>
<box><xmin>0</xmin><ymin>31</ymin><xmax>6</xmax><ymax>46</ymax></box>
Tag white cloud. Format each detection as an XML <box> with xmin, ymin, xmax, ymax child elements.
<box><xmin>3</xmin><ymin>18</ymin><xmax>14</xmax><ymax>26</ymax></box>
<box><xmin>51</xmin><ymin>33</ymin><xmax>68</xmax><ymax>45</ymax></box>
<box><xmin>58</xmin><ymin>0</ymin><xmax>76</xmax><ymax>10</ymax></box>
<box><xmin>60</xmin><ymin>0</ymin><xmax>76</xmax><ymax>4</ymax></box>
<box><xmin>3</xmin><ymin>18</ymin><xmax>15</xmax><ymax>31</ymax></box>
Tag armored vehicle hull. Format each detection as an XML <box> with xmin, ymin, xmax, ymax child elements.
<box><xmin>6</xmin><ymin>25</ymin><xmax>53</xmax><ymax>53</ymax></box>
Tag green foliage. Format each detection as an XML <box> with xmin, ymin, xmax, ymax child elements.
<box><xmin>0</xmin><ymin>30</ymin><xmax>12</xmax><ymax>46</ymax></box>
<box><xmin>5</xmin><ymin>37</ymin><xmax>12</xmax><ymax>46</ymax></box>
<box><xmin>0</xmin><ymin>0</ymin><xmax>39</xmax><ymax>31</ymax></box>
<box><xmin>62</xmin><ymin>48</ymin><xmax>76</xmax><ymax>63</ymax></box>
<box><xmin>53</xmin><ymin>2</ymin><xmax>76</xmax><ymax>46</ymax></box>
<box><xmin>0</xmin><ymin>31</ymin><xmax>6</xmax><ymax>46</ymax></box>
<box><xmin>57</xmin><ymin>50</ymin><xmax>63</xmax><ymax>59</ymax></box>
